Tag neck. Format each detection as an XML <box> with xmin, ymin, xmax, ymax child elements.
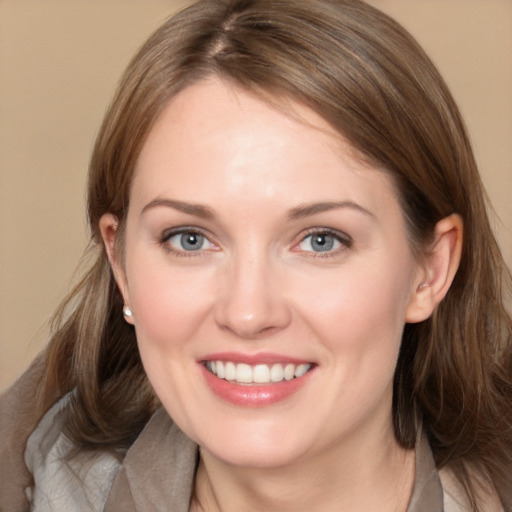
<box><xmin>190</xmin><ymin>418</ymin><xmax>415</xmax><ymax>512</ymax></box>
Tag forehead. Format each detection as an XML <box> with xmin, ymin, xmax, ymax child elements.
<box><xmin>131</xmin><ymin>77</ymin><xmax>400</xmax><ymax>220</ymax></box>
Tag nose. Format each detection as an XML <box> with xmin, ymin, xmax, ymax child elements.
<box><xmin>213</xmin><ymin>253</ymin><xmax>292</xmax><ymax>339</ymax></box>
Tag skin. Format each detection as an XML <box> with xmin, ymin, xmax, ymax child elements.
<box><xmin>101</xmin><ymin>77</ymin><xmax>462</xmax><ymax>511</ymax></box>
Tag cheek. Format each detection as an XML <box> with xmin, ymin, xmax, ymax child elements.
<box><xmin>124</xmin><ymin>254</ymin><xmax>215</xmax><ymax>418</ymax></box>
<box><xmin>126</xmin><ymin>254</ymin><xmax>213</xmax><ymax>349</ymax></box>
<box><xmin>293</xmin><ymin>256</ymin><xmax>414</xmax><ymax>385</ymax></box>
<box><xmin>299</xmin><ymin>258</ymin><xmax>413</xmax><ymax>334</ymax></box>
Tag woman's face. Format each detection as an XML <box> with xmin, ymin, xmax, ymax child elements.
<box><xmin>109</xmin><ymin>78</ymin><xmax>425</xmax><ymax>468</ymax></box>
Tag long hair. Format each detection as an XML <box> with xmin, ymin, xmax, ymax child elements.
<box><xmin>40</xmin><ymin>0</ymin><xmax>512</xmax><ymax>505</ymax></box>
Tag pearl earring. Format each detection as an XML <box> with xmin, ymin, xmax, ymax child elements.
<box><xmin>123</xmin><ymin>306</ymin><xmax>133</xmax><ymax>317</ymax></box>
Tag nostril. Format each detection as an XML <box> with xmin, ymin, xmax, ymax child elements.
<box><xmin>217</xmin><ymin>320</ymin><xmax>283</xmax><ymax>339</ymax></box>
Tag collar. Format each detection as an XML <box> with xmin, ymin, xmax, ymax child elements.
<box><xmin>105</xmin><ymin>408</ymin><xmax>444</xmax><ymax>511</ymax></box>
<box><xmin>105</xmin><ymin>407</ymin><xmax>197</xmax><ymax>512</ymax></box>
<box><xmin>406</xmin><ymin>422</ymin><xmax>444</xmax><ymax>511</ymax></box>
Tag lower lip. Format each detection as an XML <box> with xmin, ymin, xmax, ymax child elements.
<box><xmin>200</xmin><ymin>364</ymin><xmax>313</xmax><ymax>407</ymax></box>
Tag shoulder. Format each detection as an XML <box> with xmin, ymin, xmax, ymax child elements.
<box><xmin>440</xmin><ymin>466</ymin><xmax>508</xmax><ymax>512</ymax></box>
<box><xmin>25</xmin><ymin>394</ymin><xmax>122</xmax><ymax>511</ymax></box>
<box><xmin>0</xmin><ymin>354</ymin><xmax>47</xmax><ymax>512</ymax></box>
<box><xmin>0</xmin><ymin>354</ymin><xmax>123</xmax><ymax>512</ymax></box>
<box><xmin>1</xmin><ymin>356</ymin><xmax>197</xmax><ymax>511</ymax></box>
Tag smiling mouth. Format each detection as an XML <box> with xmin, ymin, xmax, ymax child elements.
<box><xmin>204</xmin><ymin>361</ymin><xmax>313</xmax><ymax>385</ymax></box>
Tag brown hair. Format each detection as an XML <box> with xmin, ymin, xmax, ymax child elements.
<box><xmin>40</xmin><ymin>0</ymin><xmax>512</xmax><ymax>506</ymax></box>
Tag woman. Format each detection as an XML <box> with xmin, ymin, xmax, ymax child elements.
<box><xmin>1</xmin><ymin>0</ymin><xmax>511</xmax><ymax>510</ymax></box>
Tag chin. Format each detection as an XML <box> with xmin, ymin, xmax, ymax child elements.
<box><xmin>206</xmin><ymin>440</ymin><xmax>308</xmax><ymax>469</ymax></box>
<box><xmin>192</xmin><ymin>417</ymin><xmax>318</xmax><ymax>469</ymax></box>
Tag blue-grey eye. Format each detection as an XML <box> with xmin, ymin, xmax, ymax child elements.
<box><xmin>298</xmin><ymin>232</ymin><xmax>343</xmax><ymax>252</ymax></box>
<box><xmin>167</xmin><ymin>231</ymin><xmax>210</xmax><ymax>251</ymax></box>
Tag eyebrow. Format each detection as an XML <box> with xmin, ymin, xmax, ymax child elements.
<box><xmin>141</xmin><ymin>198</ymin><xmax>375</xmax><ymax>221</ymax></box>
<box><xmin>287</xmin><ymin>201</ymin><xmax>376</xmax><ymax>221</ymax></box>
<box><xmin>141</xmin><ymin>198</ymin><xmax>215</xmax><ymax>219</ymax></box>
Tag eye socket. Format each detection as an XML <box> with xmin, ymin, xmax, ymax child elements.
<box><xmin>162</xmin><ymin>229</ymin><xmax>215</xmax><ymax>254</ymax></box>
<box><xmin>160</xmin><ymin>227</ymin><xmax>350</xmax><ymax>256</ymax></box>
<box><xmin>297</xmin><ymin>230</ymin><xmax>351</xmax><ymax>254</ymax></box>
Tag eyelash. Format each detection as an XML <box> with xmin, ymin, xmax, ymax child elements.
<box><xmin>158</xmin><ymin>227</ymin><xmax>353</xmax><ymax>258</ymax></box>
<box><xmin>293</xmin><ymin>228</ymin><xmax>353</xmax><ymax>258</ymax></box>
<box><xmin>159</xmin><ymin>227</ymin><xmax>217</xmax><ymax>258</ymax></box>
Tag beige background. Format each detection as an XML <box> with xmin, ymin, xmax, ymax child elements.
<box><xmin>1</xmin><ymin>1</ymin><xmax>511</xmax><ymax>391</ymax></box>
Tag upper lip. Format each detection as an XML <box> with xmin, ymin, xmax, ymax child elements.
<box><xmin>200</xmin><ymin>352</ymin><xmax>313</xmax><ymax>365</ymax></box>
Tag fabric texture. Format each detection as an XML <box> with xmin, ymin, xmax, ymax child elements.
<box><xmin>0</xmin><ymin>355</ymin><xmax>46</xmax><ymax>512</ymax></box>
<box><xmin>0</xmin><ymin>357</ymin><xmax>507</xmax><ymax>512</ymax></box>
<box><xmin>24</xmin><ymin>395</ymin><xmax>122</xmax><ymax>511</ymax></box>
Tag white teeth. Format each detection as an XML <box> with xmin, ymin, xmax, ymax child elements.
<box><xmin>284</xmin><ymin>363</ymin><xmax>295</xmax><ymax>381</ymax></box>
<box><xmin>295</xmin><ymin>363</ymin><xmax>310</xmax><ymax>378</ymax></box>
<box><xmin>236</xmin><ymin>363</ymin><xmax>252</xmax><ymax>383</ymax></box>
<box><xmin>225</xmin><ymin>362</ymin><xmax>236</xmax><ymax>381</ymax></box>
<box><xmin>270</xmin><ymin>364</ymin><xmax>284</xmax><ymax>382</ymax></box>
<box><xmin>253</xmin><ymin>364</ymin><xmax>270</xmax><ymax>383</ymax></box>
<box><xmin>205</xmin><ymin>360</ymin><xmax>312</xmax><ymax>384</ymax></box>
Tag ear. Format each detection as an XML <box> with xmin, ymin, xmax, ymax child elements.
<box><xmin>99</xmin><ymin>213</ymin><xmax>134</xmax><ymax>325</ymax></box>
<box><xmin>405</xmin><ymin>214</ymin><xmax>463</xmax><ymax>323</ymax></box>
